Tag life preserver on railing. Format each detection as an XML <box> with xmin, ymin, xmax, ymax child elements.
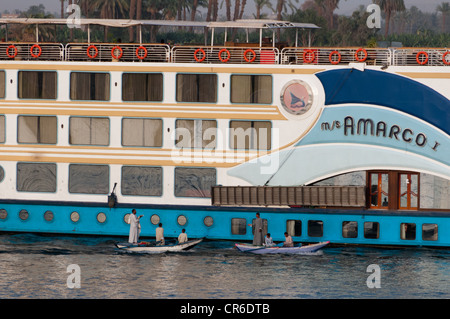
<box><xmin>329</xmin><ymin>50</ymin><xmax>341</xmax><ymax>64</ymax></box>
<box><xmin>6</xmin><ymin>45</ymin><xmax>18</xmax><ymax>59</ymax></box>
<box><xmin>355</xmin><ymin>48</ymin><xmax>368</xmax><ymax>62</ymax></box>
<box><xmin>111</xmin><ymin>46</ymin><xmax>123</xmax><ymax>59</ymax></box>
<box><xmin>442</xmin><ymin>51</ymin><xmax>450</xmax><ymax>65</ymax></box>
<box><xmin>86</xmin><ymin>45</ymin><xmax>99</xmax><ymax>59</ymax></box>
<box><xmin>136</xmin><ymin>46</ymin><xmax>148</xmax><ymax>60</ymax></box>
<box><xmin>194</xmin><ymin>48</ymin><xmax>206</xmax><ymax>62</ymax></box>
<box><xmin>30</xmin><ymin>44</ymin><xmax>42</xmax><ymax>58</ymax></box>
<box><xmin>243</xmin><ymin>49</ymin><xmax>256</xmax><ymax>63</ymax></box>
<box><xmin>416</xmin><ymin>51</ymin><xmax>428</xmax><ymax>65</ymax></box>
<box><xmin>218</xmin><ymin>48</ymin><xmax>230</xmax><ymax>63</ymax></box>
<box><xmin>303</xmin><ymin>49</ymin><xmax>315</xmax><ymax>64</ymax></box>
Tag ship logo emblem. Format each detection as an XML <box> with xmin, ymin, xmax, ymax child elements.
<box><xmin>280</xmin><ymin>80</ymin><xmax>313</xmax><ymax>115</ymax></box>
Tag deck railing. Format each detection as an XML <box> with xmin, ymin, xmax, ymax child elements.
<box><xmin>0</xmin><ymin>42</ymin><xmax>448</xmax><ymax>67</ymax></box>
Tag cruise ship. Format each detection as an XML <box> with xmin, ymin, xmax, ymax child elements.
<box><xmin>0</xmin><ymin>18</ymin><xmax>448</xmax><ymax>248</ymax></box>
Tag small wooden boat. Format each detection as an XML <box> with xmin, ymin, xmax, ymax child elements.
<box><xmin>235</xmin><ymin>241</ymin><xmax>329</xmax><ymax>254</ymax></box>
<box><xmin>115</xmin><ymin>238</ymin><xmax>203</xmax><ymax>253</ymax></box>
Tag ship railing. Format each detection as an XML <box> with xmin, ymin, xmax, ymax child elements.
<box><xmin>65</xmin><ymin>43</ymin><xmax>171</xmax><ymax>62</ymax></box>
<box><xmin>171</xmin><ymin>45</ymin><xmax>280</xmax><ymax>64</ymax></box>
<box><xmin>0</xmin><ymin>42</ymin><xmax>64</xmax><ymax>61</ymax></box>
<box><xmin>391</xmin><ymin>48</ymin><xmax>450</xmax><ymax>66</ymax></box>
<box><xmin>280</xmin><ymin>47</ymin><xmax>391</xmax><ymax>66</ymax></box>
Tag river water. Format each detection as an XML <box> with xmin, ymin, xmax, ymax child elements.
<box><xmin>0</xmin><ymin>233</ymin><xmax>448</xmax><ymax>302</ymax></box>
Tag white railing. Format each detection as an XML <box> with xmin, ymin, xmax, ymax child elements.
<box><xmin>0</xmin><ymin>43</ymin><xmax>64</xmax><ymax>61</ymax></box>
<box><xmin>171</xmin><ymin>45</ymin><xmax>280</xmax><ymax>64</ymax></box>
<box><xmin>392</xmin><ymin>48</ymin><xmax>450</xmax><ymax>66</ymax></box>
<box><xmin>65</xmin><ymin>43</ymin><xmax>170</xmax><ymax>62</ymax></box>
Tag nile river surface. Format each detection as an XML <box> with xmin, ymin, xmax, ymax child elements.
<box><xmin>0</xmin><ymin>233</ymin><xmax>448</xmax><ymax>300</ymax></box>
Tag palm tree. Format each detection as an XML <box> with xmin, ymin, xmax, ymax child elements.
<box><xmin>374</xmin><ymin>0</ymin><xmax>405</xmax><ymax>37</ymax></box>
<box><xmin>253</xmin><ymin>0</ymin><xmax>273</xmax><ymax>19</ymax></box>
<box><xmin>90</xmin><ymin>0</ymin><xmax>129</xmax><ymax>41</ymax></box>
<box><xmin>315</xmin><ymin>0</ymin><xmax>341</xmax><ymax>29</ymax></box>
<box><xmin>437</xmin><ymin>2</ymin><xmax>450</xmax><ymax>32</ymax></box>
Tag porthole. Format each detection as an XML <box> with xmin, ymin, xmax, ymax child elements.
<box><xmin>70</xmin><ymin>211</ymin><xmax>80</xmax><ymax>223</ymax></box>
<box><xmin>97</xmin><ymin>212</ymin><xmax>107</xmax><ymax>223</ymax></box>
<box><xmin>177</xmin><ymin>215</ymin><xmax>187</xmax><ymax>226</ymax></box>
<box><xmin>0</xmin><ymin>209</ymin><xmax>7</xmax><ymax>220</ymax></box>
<box><xmin>203</xmin><ymin>216</ymin><xmax>213</xmax><ymax>227</ymax></box>
<box><xmin>150</xmin><ymin>214</ymin><xmax>160</xmax><ymax>225</ymax></box>
<box><xmin>44</xmin><ymin>210</ymin><xmax>54</xmax><ymax>222</ymax></box>
<box><xmin>19</xmin><ymin>209</ymin><xmax>29</xmax><ymax>221</ymax></box>
<box><xmin>123</xmin><ymin>213</ymin><xmax>130</xmax><ymax>224</ymax></box>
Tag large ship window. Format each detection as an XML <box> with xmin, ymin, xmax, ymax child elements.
<box><xmin>17</xmin><ymin>162</ymin><xmax>56</xmax><ymax>192</ymax></box>
<box><xmin>17</xmin><ymin>115</ymin><xmax>57</xmax><ymax>144</ymax></box>
<box><xmin>308</xmin><ymin>220</ymin><xmax>323</xmax><ymax>237</ymax></box>
<box><xmin>175</xmin><ymin>119</ymin><xmax>216</xmax><ymax>149</ymax></box>
<box><xmin>286</xmin><ymin>220</ymin><xmax>302</xmax><ymax>237</ymax></box>
<box><xmin>70</xmin><ymin>72</ymin><xmax>110</xmax><ymax>101</ymax></box>
<box><xmin>122</xmin><ymin>73</ymin><xmax>163</xmax><ymax>101</ymax></box>
<box><xmin>69</xmin><ymin>116</ymin><xmax>109</xmax><ymax>145</ymax></box>
<box><xmin>0</xmin><ymin>115</ymin><xmax>5</xmax><ymax>143</ymax></box>
<box><xmin>176</xmin><ymin>74</ymin><xmax>217</xmax><ymax>103</ymax></box>
<box><xmin>122</xmin><ymin>118</ymin><xmax>162</xmax><ymax>147</ymax></box>
<box><xmin>68</xmin><ymin>164</ymin><xmax>109</xmax><ymax>194</ymax></box>
<box><xmin>0</xmin><ymin>71</ymin><xmax>5</xmax><ymax>98</ymax></box>
<box><xmin>364</xmin><ymin>222</ymin><xmax>380</xmax><ymax>239</ymax></box>
<box><xmin>342</xmin><ymin>221</ymin><xmax>358</xmax><ymax>238</ymax></box>
<box><xmin>229</xmin><ymin>120</ymin><xmax>271</xmax><ymax>150</ymax></box>
<box><xmin>174</xmin><ymin>167</ymin><xmax>216</xmax><ymax>198</ymax></box>
<box><xmin>231</xmin><ymin>75</ymin><xmax>272</xmax><ymax>104</ymax></box>
<box><xmin>121</xmin><ymin>166</ymin><xmax>162</xmax><ymax>196</ymax></box>
<box><xmin>231</xmin><ymin>218</ymin><xmax>247</xmax><ymax>235</ymax></box>
<box><xmin>400</xmin><ymin>223</ymin><xmax>416</xmax><ymax>240</ymax></box>
<box><xmin>18</xmin><ymin>71</ymin><xmax>56</xmax><ymax>99</ymax></box>
<box><xmin>422</xmin><ymin>224</ymin><xmax>438</xmax><ymax>241</ymax></box>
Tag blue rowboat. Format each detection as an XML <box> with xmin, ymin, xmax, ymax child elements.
<box><xmin>235</xmin><ymin>241</ymin><xmax>329</xmax><ymax>254</ymax></box>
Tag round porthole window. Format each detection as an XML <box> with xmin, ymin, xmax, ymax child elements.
<box><xmin>97</xmin><ymin>212</ymin><xmax>107</xmax><ymax>223</ymax></box>
<box><xmin>19</xmin><ymin>209</ymin><xmax>29</xmax><ymax>221</ymax></box>
<box><xmin>70</xmin><ymin>211</ymin><xmax>80</xmax><ymax>223</ymax></box>
<box><xmin>123</xmin><ymin>213</ymin><xmax>130</xmax><ymax>224</ymax></box>
<box><xmin>150</xmin><ymin>214</ymin><xmax>160</xmax><ymax>225</ymax></box>
<box><xmin>204</xmin><ymin>216</ymin><xmax>214</xmax><ymax>227</ymax></box>
<box><xmin>0</xmin><ymin>209</ymin><xmax>7</xmax><ymax>220</ymax></box>
<box><xmin>44</xmin><ymin>210</ymin><xmax>54</xmax><ymax>222</ymax></box>
<box><xmin>280</xmin><ymin>80</ymin><xmax>314</xmax><ymax>116</ymax></box>
<box><xmin>177</xmin><ymin>215</ymin><xmax>187</xmax><ymax>226</ymax></box>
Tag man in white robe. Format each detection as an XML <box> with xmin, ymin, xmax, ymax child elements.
<box><xmin>248</xmin><ymin>213</ymin><xmax>265</xmax><ymax>246</ymax></box>
<box><xmin>128</xmin><ymin>209</ymin><xmax>143</xmax><ymax>244</ymax></box>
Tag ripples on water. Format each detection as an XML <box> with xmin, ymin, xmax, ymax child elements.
<box><xmin>0</xmin><ymin>233</ymin><xmax>448</xmax><ymax>299</ymax></box>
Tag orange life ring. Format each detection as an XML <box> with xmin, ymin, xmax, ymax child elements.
<box><xmin>329</xmin><ymin>50</ymin><xmax>341</xmax><ymax>65</ymax></box>
<box><xmin>30</xmin><ymin>44</ymin><xmax>42</xmax><ymax>58</ymax></box>
<box><xmin>194</xmin><ymin>48</ymin><xmax>206</xmax><ymax>62</ymax></box>
<box><xmin>136</xmin><ymin>46</ymin><xmax>148</xmax><ymax>60</ymax></box>
<box><xmin>416</xmin><ymin>51</ymin><xmax>428</xmax><ymax>65</ymax></box>
<box><xmin>218</xmin><ymin>48</ymin><xmax>230</xmax><ymax>62</ymax></box>
<box><xmin>243</xmin><ymin>49</ymin><xmax>256</xmax><ymax>63</ymax></box>
<box><xmin>111</xmin><ymin>46</ymin><xmax>123</xmax><ymax>59</ymax></box>
<box><xmin>86</xmin><ymin>45</ymin><xmax>99</xmax><ymax>59</ymax></box>
<box><xmin>6</xmin><ymin>45</ymin><xmax>18</xmax><ymax>59</ymax></box>
<box><xmin>303</xmin><ymin>49</ymin><xmax>315</xmax><ymax>64</ymax></box>
<box><xmin>355</xmin><ymin>48</ymin><xmax>368</xmax><ymax>62</ymax></box>
<box><xmin>443</xmin><ymin>51</ymin><xmax>450</xmax><ymax>65</ymax></box>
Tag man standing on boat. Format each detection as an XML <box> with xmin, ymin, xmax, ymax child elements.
<box><xmin>128</xmin><ymin>209</ymin><xmax>143</xmax><ymax>244</ymax></box>
<box><xmin>248</xmin><ymin>213</ymin><xmax>265</xmax><ymax>246</ymax></box>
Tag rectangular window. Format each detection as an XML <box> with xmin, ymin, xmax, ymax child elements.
<box><xmin>122</xmin><ymin>73</ymin><xmax>163</xmax><ymax>101</ymax></box>
<box><xmin>175</xmin><ymin>119</ymin><xmax>216</xmax><ymax>149</ymax></box>
<box><xmin>364</xmin><ymin>222</ymin><xmax>380</xmax><ymax>239</ymax></box>
<box><xmin>287</xmin><ymin>220</ymin><xmax>302</xmax><ymax>237</ymax></box>
<box><xmin>176</xmin><ymin>74</ymin><xmax>217</xmax><ymax>102</ymax></box>
<box><xmin>231</xmin><ymin>75</ymin><xmax>272</xmax><ymax>104</ymax></box>
<box><xmin>0</xmin><ymin>115</ymin><xmax>5</xmax><ymax>143</ymax></box>
<box><xmin>0</xmin><ymin>71</ymin><xmax>5</xmax><ymax>98</ymax></box>
<box><xmin>229</xmin><ymin>121</ymin><xmax>271</xmax><ymax>150</ymax></box>
<box><xmin>70</xmin><ymin>72</ymin><xmax>110</xmax><ymax>101</ymax></box>
<box><xmin>17</xmin><ymin>162</ymin><xmax>56</xmax><ymax>192</ymax></box>
<box><xmin>308</xmin><ymin>220</ymin><xmax>323</xmax><ymax>237</ymax></box>
<box><xmin>400</xmin><ymin>223</ymin><xmax>416</xmax><ymax>240</ymax></box>
<box><xmin>174</xmin><ymin>167</ymin><xmax>216</xmax><ymax>198</ymax></box>
<box><xmin>342</xmin><ymin>221</ymin><xmax>358</xmax><ymax>238</ymax></box>
<box><xmin>369</xmin><ymin>173</ymin><xmax>389</xmax><ymax>209</ymax></box>
<box><xmin>69</xmin><ymin>116</ymin><xmax>109</xmax><ymax>145</ymax></box>
<box><xmin>121</xmin><ymin>166</ymin><xmax>162</xmax><ymax>196</ymax></box>
<box><xmin>422</xmin><ymin>223</ymin><xmax>438</xmax><ymax>241</ymax></box>
<box><xmin>69</xmin><ymin>164</ymin><xmax>109</xmax><ymax>194</ymax></box>
<box><xmin>231</xmin><ymin>218</ymin><xmax>247</xmax><ymax>235</ymax></box>
<box><xmin>18</xmin><ymin>71</ymin><xmax>57</xmax><ymax>99</ymax></box>
<box><xmin>122</xmin><ymin>118</ymin><xmax>162</xmax><ymax>147</ymax></box>
<box><xmin>17</xmin><ymin>115</ymin><xmax>57</xmax><ymax>144</ymax></box>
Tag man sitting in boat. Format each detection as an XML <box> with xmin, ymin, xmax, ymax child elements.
<box><xmin>156</xmin><ymin>223</ymin><xmax>164</xmax><ymax>245</ymax></box>
<box><xmin>178</xmin><ymin>228</ymin><xmax>188</xmax><ymax>244</ymax></box>
<box><xmin>283</xmin><ymin>232</ymin><xmax>294</xmax><ymax>247</ymax></box>
<box><xmin>264</xmin><ymin>233</ymin><xmax>275</xmax><ymax>247</ymax></box>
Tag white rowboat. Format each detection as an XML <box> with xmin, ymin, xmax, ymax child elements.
<box><xmin>235</xmin><ymin>241</ymin><xmax>329</xmax><ymax>254</ymax></box>
<box><xmin>115</xmin><ymin>238</ymin><xmax>203</xmax><ymax>253</ymax></box>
